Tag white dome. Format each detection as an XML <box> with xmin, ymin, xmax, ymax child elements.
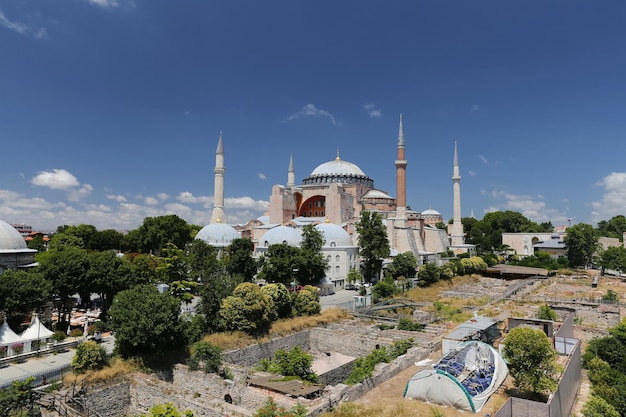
<box><xmin>195</xmin><ymin>223</ymin><xmax>240</xmax><ymax>247</ymax></box>
<box><xmin>0</xmin><ymin>220</ymin><xmax>27</xmax><ymax>251</ymax></box>
<box><xmin>362</xmin><ymin>189</ymin><xmax>393</xmax><ymax>199</ymax></box>
<box><xmin>422</xmin><ymin>208</ymin><xmax>441</xmax><ymax>216</ymax></box>
<box><xmin>262</xmin><ymin>225</ymin><xmax>302</xmax><ymax>247</ymax></box>
<box><xmin>310</xmin><ymin>158</ymin><xmax>366</xmax><ymax>177</ymax></box>
<box><xmin>315</xmin><ymin>223</ymin><xmax>354</xmax><ymax>247</ymax></box>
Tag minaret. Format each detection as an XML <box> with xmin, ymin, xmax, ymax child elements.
<box><xmin>395</xmin><ymin>114</ymin><xmax>407</xmax><ymax>224</ymax></box>
<box><xmin>210</xmin><ymin>131</ymin><xmax>226</xmax><ymax>224</ymax></box>
<box><xmin>287</xmin><ymin>153</ymin><xmax>295</xmax><ymax>187</ymax></box>
<box><xmin>451</xmin><ymin>141</ymin><xmax>464</xmax><ymax>245</ymax></box>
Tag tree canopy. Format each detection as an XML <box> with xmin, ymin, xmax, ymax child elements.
<box><xmin>564</xmin><ymin>223</ymin><xmax>598</xmax><ymax>267</ymax></box>
<box><xmin>356</xmin><ymin>211</ymin><xmax>390</xmax><ymax>282</ymax></box>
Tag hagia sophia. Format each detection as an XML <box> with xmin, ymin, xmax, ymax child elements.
<box><xmin>0</xmin><ymin>114</ymin><xmax>473</xmax><ymax>289</ymax></box>
<box><xmin>196</xmin><ymin>114</ymin><xmax>474</xmax><ymax>289</ymax></box>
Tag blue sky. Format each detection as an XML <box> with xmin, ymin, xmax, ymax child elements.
<box><xmin>1</xmin><ymin>1</ymin><xmax>626</xmax><ymax>232</ymax></box>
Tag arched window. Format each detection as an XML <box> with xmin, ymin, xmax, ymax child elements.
<box><xmin>335</xmin><ymin>255</ymin><xmax>340</xmax><ymax>262</ymax></box>
<box><xmin>330</xmin><ymin>241</ymin><xmax>336</xmax><ymax>247</ymax></box>
<box><xmin>335</xmin><ymin>266</ymin><xmax>340</xmax><ymax>273</ymax></box>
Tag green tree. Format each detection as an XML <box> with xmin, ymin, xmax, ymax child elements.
<box><xmin>37</xmin><ymin>245</ymin><xmax>89</xmax><ymax>318</ymax></box>
<box><xmin>253</xmin><ymin>397</ymin><xmax>307</xmax><ymax>417</ymax></box>
<box><xmin>292</xmin><ymin>285</ymin><xmax>321</xmax><ymax>317</ymax></box>
<box><xmin>271</xmin><ymin>346</ymin><xmax>317</xmax><ymax>382</ymax></box>
<box><xmin>537</xmin><ymin>305</ymin><xmax>557</xmax><ymax>321</ymax></box>
<box><xmin>132</xmin><ymin>215</ymin><xmax>193</xmax><ymax>256</ymax></box>
<box><xmin>582</xmin><ymin>396</ymin><xmax>620</xmax><ymax>417</ymax></box>
<box><xmin>564</xmin><ymin>223</ymin><xmax>598</xmax><ymax>268</ymax></box>
<box><xmin>225</xmin><ymin>238</ymin><xmax>257</xmax><ymax>281</ymax></box>
<box><xmin>198</xmin><ymin>269</ymin><xmax>242</xmax><ymax>332</ymax></box>
<box><xmin>261</xmin><ymin>283</ymin><xmax>292</xmax><ymax>320</ymax></box>
<box><xmin>503</xmin><ymin>327</ymin><xmax>559</xmax><ymax>395</ymax></box>
<box><xmin>371</xmin><ymin>278</ymin><xmax>396</xmax><ymax>303</ymax></box>
<box><xmin>583</xmin><ymin>336</ymin><xmax>626</xmax><ymax>372</ymax></box>
<box><xmin>141</xmin><ymin>403</ymin><xmax>194</xmax><ymax>417</ymax></box>
<box><xmin>219</xmin><ymin>282</ymin><xmax>272</xmax><ymax>335</ymax></box>
<box><xmin>597</xmin><ymin>215</ymin><xmax>626</xmax><ymax>240</ymax></box>
<box><xmin>108</xmin><ymin>285</ymin><xmax>182</xmax><ymax>357</ymax></box>
<box><xmin>346</xmin><ymin>267</ymin><xmax>363</xmax><ymax>286</ymax></box>
<box><xmin>387</xmin><ymin>252</ymin><xmax>417</xmax><ymax>279</ymax></box>
<box><xmin>87</xmin><ymin>250</ymin><xmax>135</xmax><ymax>313</ymax></box>
<box><xmin>0</xmin><ymin>377</ymin><xmax>37</xmax><ymax>417</ymax></box>
<box><xmin>185</xmin><ymin>239</ymin><xmax>221</xmax><ymax>281</ymax></box>
<box><xmin>88</xmin><ymin>228</ymin><xmax>124</xmax><ymax>251</ymax></box>
<box><xmin>72</xmin><ymin>340</ymin><xmax>108</xmax><ymax>373</ymax></box>
<box><xmin>26</xmin><ymin>233</ymin><xmax>47</xmax><ymax>252</ymax></box>
<box><xmin>63</xmin><ymin>224</ymin><xmax>98</xmax><ymax>249</ymax></box>
<box><xmin>257</xmin><ymin>244</ymin><xmax>300</xmax><ymax>285</ymax></box>
<box><xmin>0</xmin><ymin>270</ymin><xmax>51</xmax><ymax>319</ymax></box>
<box><xmin>156</xmin><ymin>243</ymin><xmax>187</xmax><ymax>283</ymax></box>
<box><xmin>598</xmin><ymin>246</ymin><xmax>626</xmax><ymax>275</ymax></box>
<box><xmin>295</xmin><ymin>225</ymin><xmax>328</xmax><ymax>286</ymax></box>
<box><xmin>356</xmin><ymin>211</ymin><xmax>390</xmax><ymax>282</ymax></box>
<box><xmin>418</xmin><ymin>262</ymin><xmax>440</xmax><ymax>286</ymax></box>
<box><xmin>188</xmin><ymin>341</ymin><xmax>222</xmax><ymax>373</ymax></box>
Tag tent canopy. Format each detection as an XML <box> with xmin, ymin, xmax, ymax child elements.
<box><xmin>404</xmin><ymin>341</ymin><xmax>508</xmax><ymax>413</ymax></box>
<box><xmin>0</xmin><ymin>320</ymin><xmax>24</xmax><ymax>346</ymax></box>
<box><xmin>20</xmin><ymin>314</ymin><xmax>54</xmax><ymax>341</ymax></box>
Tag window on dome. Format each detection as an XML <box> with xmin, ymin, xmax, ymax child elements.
<box><xmin>335</xmin><ymin>255</ymin><xmax>340</xmax><ymax>262</ymax></box>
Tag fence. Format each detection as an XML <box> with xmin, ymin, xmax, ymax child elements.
<box><xmin>0</xmin><ymin>362</ymin><xmax>72</xmax><ymax>390</ymax></box>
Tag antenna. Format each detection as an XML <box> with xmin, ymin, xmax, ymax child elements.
<box><xmin>567</xmin><ymin>217</ymin><xmax>576</xmax><ymax>227</ymax></box>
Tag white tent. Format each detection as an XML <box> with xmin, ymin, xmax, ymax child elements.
<box><xmin>20</xmin><ymin>314</ymin><xmax>54</xmax><ymax>352</ymax></box>
<box><xmin>404</xmin><ymin>341</ymin><xmax>508</xmax><ymax>413</ymax></box>
<box><xmin>0</xmin><ymin>320</ymin><xmax>25</xmax><ymax>356</ymax></box>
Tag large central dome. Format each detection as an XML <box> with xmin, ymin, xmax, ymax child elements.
<box><xmin>303</xmin><ymin>154</ymin><xmax>373</xmax><ymax>187</ymax></box>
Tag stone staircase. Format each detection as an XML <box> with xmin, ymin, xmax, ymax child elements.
<box><xmin>35</xmin><ymin>380</ymin><xmax>102</xmax><ymax>417</ymax></box>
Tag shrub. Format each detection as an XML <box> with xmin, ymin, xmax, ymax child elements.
<box><xmin>346</xmin><ymin>339</ymin><xmax>413</xmax><ymax>384</ymax></box>
<box><xmin>188</xmin><ymin>341</ymin><xmax>222</xmax><ymax>373</ymax></box>
<box><xmin>537</xmin><ymin>305</ymin><xmax>557</xmax><ymax>321</ymax></box>
<box><xmin>254</xmin><ymin>397</ymin><xmax>307</xmax><ymax>417</ymax></box>
<box><xmin>397</xmin><ymin>318</ymin><xmax>424</xmax><ymax>332</ymax></box>
<box><xmin>262</xmin><ymin>346</ymin><xmax>317</xmax><ymax>382</ymax></box>
<box><xmin>70</xmin><ymin>329</ymin><xmax>84</xmax><ymax>338</ymax></box>
<box><xmin>72</xmin><ymin>341</ymin><xmax>108</xmax><ymax>373</ymax></box>
<box><xmin>51</xmin><ymin>331</ymin><xmax>67</xmax><ymax>343</ymax></box>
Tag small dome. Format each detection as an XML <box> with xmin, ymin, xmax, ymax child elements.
<box><xmin>310</xmin><ymin>158</ymin><xmax>366</xmax><ymax>177</ymax></box>
<box><xmin>0</xmin><ymin>220</ymin><xmax>27</xmax><ymax>251</ymax></box>
<box><xmin>315</xmin><ymin>223</ymin><xmax>354</xmax><ymax>247</ymax></box>
<box><xmin>362</xmin><ymin>190</ymin><xmax>393</xmax><ymax>199</ymax></box>
<box><xmin>422</xmin><ymin>208</ymin><xmax>441</xmax><ymax>216</ymax></box>
<box><xmin>195</xmin><ymin>223</ymin><xmax>240</xmax><ymax>247</ymax></box>
<box><xmin>262</xmin><ymin>225</ymin><xmax>302</xmax><ymax>247</ymax></box>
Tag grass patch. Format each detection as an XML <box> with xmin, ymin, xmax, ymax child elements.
<box><xmin>63</xmin><ymin>357</ymin><xmax>142</xmax><ymax>386</ymax></box>
<box><xmin>202</xmin><ymin>308</ymin><xmax>351</xmax><ymax>350</ymax></box>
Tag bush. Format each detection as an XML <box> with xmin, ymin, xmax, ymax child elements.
<box><xmin>254</xmin><ymin>397</ymin><xmax>306</xmax><ymax>417</ymax></box>
<box><xmin>537</xmin><ymin>305</ymin><xmax>557</xmax><ymax>321</ymax></box>
<box><xmin>345</xmin><ymin>339</ymin><xmax>414</xmax><ymax>384</ymax></box>
<box><xmin>397</xmin><ymin>318</ymin><xmax>425</xmax><ymax>332</ymax></box>
<box><xmin>262</xmin><ymin>346</ymin><xmax>317</xmax><ymax>382</ymax></box>
<box><xmin>51</xmin><ymin>331</ymin><xmax>67</xmax><ymax>343</ymax></box>
<box><xmin>292</xmin><ymin>285</ymin><xmax>321</xmax><ymax>317</ymax></box>
<box><xmin>188</xmin><ymin>341</ymin><xmax>222</xmax><ymax>373</ymax></box>
<box><xmin>72</xmin><ymin>341</ymin><xmax>108</xmax><ymax>373</ymax></box>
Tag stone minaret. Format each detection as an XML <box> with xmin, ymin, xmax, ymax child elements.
<box><xmin>395</xmin><ymin>114</ymin><xmax>407</xmax><ymax>224</ymax></box>
<box><xmin>451</xmin><ymin>141</ymin><xmax>464</xmax><ymax>245</ymax></box>
<box><xmin>210</xmin><ymin>131</ymin><xmax>226</xmax><ymax>224</ymax></box>
<box><xmin>287</xmin><ymin>153</ymin><xmax>295</xmax><ymax>187</ymax></box>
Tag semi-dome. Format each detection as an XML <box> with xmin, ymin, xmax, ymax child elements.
<box><xmin>315</xmin><ymin>223</ymin><xmax>354</xmax><ymax>247</ymax></box>
<box><xmin>0</xmin><ymin>220</ymin><xmax>28</xmax><ymax>251</ymax></box>
<box><xmin>261</xmin><ymin>225</ymin><xmax>302</xmax><ymax>247</ymax></box>
<box><xmin>302</xmin><ymin>154</ymin><xmax>373</xmax><ymax>187</ymax></box>
<box><xmin>195</xmin><ymin>222</ymin><xmax>240</xmax><ymax>247</ymax></box>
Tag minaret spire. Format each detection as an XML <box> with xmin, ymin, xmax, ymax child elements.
<box><xmin>210</xmin><ymin>131</ymin><xmax>226</xmax><ymax>224</ymax></box>
<box><xmin>451</xmin><ymin>140</ymin><xmax>464</xmax><ymax>245</ymax></box>
<box><xmin>287</xmin><ymin>153</ymin><xmax>295</xmax><ymax>187</ymax></box>
<box><xmin>395</xmin><ymin>113</ymin><xmax>407</xmax><ymax>223</ymax></box>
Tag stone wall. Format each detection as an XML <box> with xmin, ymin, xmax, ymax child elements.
<box><xmin>222</xmin><ymin>331</ymin><xmax>310</xmax><ymax>367</ymax></box>
<box><xmin>85</xmin><ymin>381</ymin><xmax>131</xmax><ymax>417</ymax></box>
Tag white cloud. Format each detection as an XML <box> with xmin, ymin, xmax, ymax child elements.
<box><xmin>468</xmin><ymin>170</ymin><xmax>477</xmax><ymax>177</ymax></box>
<box><xmin>176</xmin><ymin>192</ymin><xmax>212</xmax><ymax>205</ymax></box>
<box><xmin>0</xmin><ymin>10</ymin><xmax>28</xmax><ymax>34</ymax></box>
<box><xmin>486</xmin><ymin>189</ymin><xmax>567</xmax><ymax>225</ymax></box>
<box><xmin>107</xmin><ymin>194</ymin><xmax>127</xmax><ymax>202</ymax></box>
<box><xmin>157</xmin><ymin>193</ymin><xmax>169</xmax><ymax>201</ymax></box>
<box><xmin>258</xmin><ymin>173</ymin><xmax>267</xmax><ymax>180</ymax></box>
<box><xmin>282</xmin><ymin>104</ymin><xmax>340</xmax><ymax>126</ymax></box>
<box><xmin>87</xmin><ymin>0</ymin><xmax>121</xmax><ymax>8</ymax></box>
<box><xmin>225</xmin><ymin>196</ymin><xmax>269</xmax><ymax>211</ymax></box>
<box><xmin>478</xmin><ymin>155</ymin><xmax>488</xmax><ymax>164</ymax></box>
<box><xmin>590</xmin><ymin>172</ymin><xmax>626</xmax><ymax>223</ymax></box>
<box><xmin>363</xmin><ymin>102</ymin><xmax>382</xmax><ymax>118</ymax></box>
<box><xmin>67</xmin><ymin>184</ymin><xmax>94</xmax><ymax>201</ymax></box>
<box><xmin>31</xmin><ymin>169</ymin><xmax>81</xmax><ymax>190</ymax></box>
<box><xmin>0</xmin><ymin>9</ymin><xmax>47</xmax><ymax>39</ymax></box>
<box><xmin>145</xmin><ymin>196</ymin><xmax>159</xmax><ymax>206</ymax></box>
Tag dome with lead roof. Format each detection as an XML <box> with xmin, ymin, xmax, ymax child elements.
<box><xmin>314</xmin><ymin>223</ymin><xmax>355</xmax><ymax>247</ymax></box>
<box><xmin>195</xmin><ymin>222</ymin><xmax>240</xmax><ymax>248</ymax></box>
<box><xmin>302</xmin><ymin>154</ymin><xmax>373</xmax><ymax>187</ymax></box>
<box><xmin>0</xmin><ymin>220</ymin><xmax>28</xmax><ymax>251</ymax></box>
<box><xmin>261</xmin><ymin>225</ymin><xmax>302</xmax><ymax>247</ymax></box>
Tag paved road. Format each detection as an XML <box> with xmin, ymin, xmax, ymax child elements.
<box><xmin>320</xmin><ymin>288</ymin><xmax>364</xmax><ymax>309</ymax></box>
<box><xmin>0</xmin><ymin>336</ymin><xmax>115</xmax><ymax>388</ymax></box>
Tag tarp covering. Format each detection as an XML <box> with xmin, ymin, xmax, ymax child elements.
<box><xmin>404</xmin><ymin>341</ymin><xmax>508</xmax><ymax>413</ymax></box>
<box><xmin>0</xmin><ymin>320</ymin><xmax>23</xmax><ymax>346</ymax></box>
